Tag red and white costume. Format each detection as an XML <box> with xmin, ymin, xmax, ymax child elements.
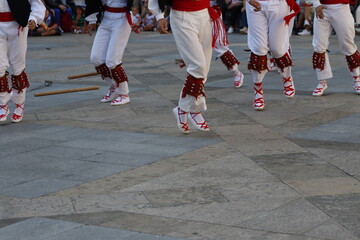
<box><xmin>312</xmin><ymin>0</ymin><xmax>360</xmax><ymax>95</ymax></box>
<box><xmin>150</xmin><ymin>0</ymin><xmax>225</xmax><ymax>133</ymax></box>
<box><xmin>246</xmin><ymin>0</ymin><xmax>299</xmax><ymax>110</ymax></box>
<box><xmin>86</xmin><ymin>0</ymin><xmax>133</xmax><ymax>105</ymax></box>
<box><xmin>0</xmin><ymin>0</ymin><xmax>45</xmax><ymax>122</ymax></box>
<box><xmin>210</xmin><ymin>0</ymin><xmax>244</xmax><ymax>88</ymax></box>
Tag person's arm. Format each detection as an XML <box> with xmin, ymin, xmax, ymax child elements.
<box><xmin>28</xmin><ymin>0</ymin><xmax>46</xmax><ymax>29</ymax></box>
<box><xmin>312</xmin><ymin>0</ymin><xmax>325</xmax><ymax>19</ymax></box>
<box><xmin>149</xmin><ymin>0</ymin><xmax>168</xmax><ymax>33</ymax></box>
<box><xmin>85</xmin><ymin>0</ymin><xmax>102</xmax><ymax>35</ymax></box>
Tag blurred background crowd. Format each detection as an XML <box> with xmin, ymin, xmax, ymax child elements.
<box><xmin>29</xmin><ymin>0</ymin><xmax>360</xmax><ymax>37</ymax></box>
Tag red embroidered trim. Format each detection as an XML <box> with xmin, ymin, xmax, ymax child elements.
<box><xmin>220</xmin><ymin>50</ymin><xmax>240</xmax><ymax>70</ymax></box>
<box><xmin>346</xmin><ymin>50</ymin><xmax>360</xmax><ymax>72</ymax></box>
<box><xmin>181</xmin><ymin>74</ymin><xmax>206</xmax><ymax>99</ymax></box>
<box><xmin>274</xmin><ymin>52</ymin><xmax>293</xmax><ymax>72</ymax></box>
<box><xmin>111</xmin><ymin>64</ymin><xmax>128</xmax><ymax>87</ymax></box>
<box><xmin>11</xmin><ymin>71</ymin><xmax>29</xmax><ymax>93</ymax></box>
<box><xmin>95</xmin><ymin>63</ymin><xmax>112</xmax><ymax>80</ymax></box>
<box><xmin>0</xmin><ymin>73</ymin><xmax>10</xmax><ymax>93</ymax></box>
<box><xmin>248</xmin><ymin>52</ymin><xmax>268</xmax><ymax>72</ymax></box>
<box><xmin>312</xmin><ymin>52</ymin><xmax>326</xmax><ymax>71</ymax></box>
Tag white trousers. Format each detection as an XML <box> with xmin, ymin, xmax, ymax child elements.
<box><xmin>247</xmin><ymin>0</ymin><xmax>290</xmax><ymax>57</ymax></box>
<box><xmin>313</xmin><ymin>4</ymin><xmax>358</xmax><ymax>80</ymax></box>
<box><xmin>170</xmin><ymin>8</ymin><xmax>213</xmax><ymax>112</ymax></box>
<box><xmin>90</xmin><ymin>12</ymin><xmax>131</xmax><ymax>95</ymax></box>
<box><xmin>0</xmin><ymin>21</ymin><xmax>29</xmax><ymax>106</ymax></box>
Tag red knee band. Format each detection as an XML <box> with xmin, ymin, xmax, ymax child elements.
<box><xmin>312</xmin><ymin>52</ymin><xmax>326</xmax><ymax>71</ymax></box>
<box><xmin>346</xmin><ymin>50</ymin><xmax>360</xmax><ymax>72</ymax></box>
<box><xmin>0</xmin><ymin>73</ymin><xmax>10</xmax><ymax>93</ymax></box>
<box><xmin>95</xmin><ymin>63</ymin><xmax>112</xmax><ymax>79</ymax></box>
<box><xmin>111</xmin><ymin>64</ymin><xmax>128</xmax><ymax>87</ymax></box>
<box><xmin>220</xmin><ymin>50</ymin><xmax>240</xmax><ymax>70</ymax></box>
<box><xmin>11</xmin><ymin>71</ymin><xmax>29</xmax><ymax>93</ymax></box>
<box><xmin>181</xmin><ymin>74</ymin><xmax>206</xmax><ymax>99</ymax></box>
<box><xmin>248</xmin><ymin>52</ymin><xmax>268</xmax><ymax>72</ymax></box>
<box><xmin>274</xmin><ymin>52</ymin><xmax>293</xmax><ymax>72</ymax></box>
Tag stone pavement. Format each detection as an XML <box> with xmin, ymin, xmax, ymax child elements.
<box><xmin>0</xmin><ymin>31</ymin><xmax>359</xmax><ymax>240</ymax></box>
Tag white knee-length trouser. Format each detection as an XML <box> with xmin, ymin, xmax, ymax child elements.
<box><xmin>0</xmin><ymin>21</ymin><xmax>28</xmax><ymax>106</ymax></box>
<box><xmin>170</xmin><ymin>8</ymin><xmax>213</xmax><ymax>112</ymax></box>
<box><xmin>247</xmin><ymin>0</ymin><xmax>292</xmax><ymax>83</ymax></box>
<box><xmin>90</xmin><ymin>11</ymin><xmax>131</xmax><ymax>95</ymax></box>
<box><xmin>312</xmin><ymin>4</ymin><xmax>358</xmax><ymax>80</ymax></box>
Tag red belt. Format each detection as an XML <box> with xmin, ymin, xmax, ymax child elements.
<box><xmin>0</xmin><ymin>12</ymin><xmax>14</xmax><ymax>22</ymax></box>
<box><xmin>104</xmin><ymin>5</ymin><xmax>141</xmax><ymax>34</ymax></box>
<box><xmin>104</xmin><ymin>5</ymin><xmax>127</xmax><ymax>13</ymax></box>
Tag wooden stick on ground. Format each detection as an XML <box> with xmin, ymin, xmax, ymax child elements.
<box><xmin>67</xmin><ymin>72</ymin><xmax>99</xmax><ymax>79</ymax></box>
<box><xmin>34</xmin><ymin>86</ymin><xmax>100</xmax><ymax>97</ymax></box>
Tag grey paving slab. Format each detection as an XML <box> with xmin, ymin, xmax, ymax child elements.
<box><xmin>0</xmin><ymin>218</ymin><xmax>185</xmax><ymax>240</ymax></box>
<box><xmin>239</xmin><ymin>198</ymin><xmax>331</xmax><ymax>235</ymax></box>
<box><xmin>0</xmin><ymin>217</ymin><xmax>83</xmax><ymax>240</ymax></box>
<box><xmin>142</xmin><ymin>186</ymin><xmax>228</xmax><ymax>208</ymax></box>
<box><xmin>0</xmin><ymin>177</ymin><xmax>83</xmax><ymax>199</ymax></box>
<box><xmin>47</xmin><ymin>225</ymin><xmax>137</xmax><ymax>240</ymax></box>
<box><xmin>303</xmin><ymin>219</ymin><xmax>360</xmax><ymax>240</ymax></box>
<box><xmin>250</xmin><ymin>152</ymin><xmax>348</xmax><ymax>181</ymax></box>
<box><xmin>307</xmin><ymin>193</ymin><xmax>360</xmax><ymax>238</ymax></box>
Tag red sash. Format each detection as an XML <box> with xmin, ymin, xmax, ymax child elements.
<box><xmin>320</xmin><ymin>0</ymin><xmax>349</xmax><ymax>4</ymax></box>
<box><xmin>0</xmin><ymin>12</ymin><xmax>14</xmax><ymax>22</ymax></box>
<box><xmin>104</xmin><ymin>5</ymin><xmax>140</xmax><ymax>33</ymax></box>
<box><xmin>172</xmin><ymin>0</ymin><xmax>209</xmax><ymax>11</ymax></box>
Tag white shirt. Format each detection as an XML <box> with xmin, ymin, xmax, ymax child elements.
<box><xmin>0</xmin><ymin>0</ymin><xmax>45</xmax><ymax>25</ymax></box>
<box><xmin>148</xmin><ymin>0</ymin><xmax>164</xmax><ymax>21</ymax></box>
<box><xmin>86</xmin><ymin>0</ymin><xmax>127</xmax><ymax>24</ymax></box>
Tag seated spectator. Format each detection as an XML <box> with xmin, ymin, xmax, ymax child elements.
<box><xmin>297</xmin><ymin>2</ymin><xmax>313</xmax><ymax>36</ymax></box>
<box><xmin>43</xmin><ymin>0</ymin><xmax>74</xmax><ymax>30</ymax></box>
<box><xmin>222</xmin><ymin>0</ymin><xmax>243</xmax><ymax>34</ymax></box>
<box><xmin>239</xmin><ymin>3</ymin><xmax>247</xmax><ymax>34</ymax></box>
<box><xmin>142</xmin><ymin>8</ymin><xmax>156</xmax><ymax>31</ymax></box>
<box><xmin>29</xmin><ymin>9</ymin><xmax>62</xmax><ymax>36</ymax></box>
<box><xmin>72</xmin><ymin>5</ymin><xmax>87</xmax><ymax>33</ymax></box>
<box><xmin>131</xmin><ymin>6</ymin><xmax>142</xmax><ymax>31</ymax></box>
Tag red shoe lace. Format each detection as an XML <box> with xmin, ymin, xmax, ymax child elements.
<box><xmin>12</xmin><ymin>104</ymin><xmax>23</xmax><ymax>120</ymax></box>
<box><xmin>254</xmin><ymin>83</ymin><xmax>264</xmax><ymax>108</ymax></box>
<box><xmin>177</xmin><ymin>108</ymin><xmax>189</xmax><ymax>132</ymax></box>
<box><xmin>0</xmin><ymin>104</ymin><xmax>8</xmax><ymax>118</ymax></box>
<box><xmin>112</xmin><ymin>95</ymin><xmax>127</xmax><ymax>103</ymax></box>
<box><xmin>282</xmin><ymin>77</ymin><xmax>294</xmax><ymax>96</ymax></box>
<box><xmin>189</xmin><ymin>112</ymin><xmax>209</xmax><ymax>130</ymax></box>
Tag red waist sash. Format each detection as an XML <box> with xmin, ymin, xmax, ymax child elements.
<box><xmin>320</xmin><ymin>0</ymin><xmax>349</xmax><ymax>4</ymax></box>
<box><xmin>104</xmin><ymin>5</ymin><xmax>141</xmax><ymax>33</ymax></box>
<box><xmin>172</xmin><ymin>0</ymin><xmax>209</xmax><ymax>11</ymax></box>
<box><xmin>0</xmin><ymin>12</ymin><xmax>14</xmax><ymax>22</ymax></box>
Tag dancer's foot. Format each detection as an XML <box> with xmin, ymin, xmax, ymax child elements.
<box><xmin>173</xmin><ymin>107</ymin><xmax>190</xmax><ymax>134</ymax></box>
<box><xmin>312</xmin><ymin>81</ymin><xmax>328</xmax><ymax>97</ymax></box>
<box><xmin>188</xmin><ymin>112</ymin><xmax>210</xmax><ymax>131</ymax></box>
<box><xmin>110</xmin><ymin>95</ymin><xmax>130</xmax><ymax>105</ymax></box>
<box><xmin>282</xmin><ymin>76</ymin><xmax>295</xmax><ymax>98</ymax></box>
<box><xmin>253</xmin><ymin>82</ymin><xmax>265</xmax><ymax>111</ymax></box>
<box><xmin>11</xmin><ymin>103</ymin><xmax>24</xmax><ymax>123</ymax></box>
<box><xmin>0</xmin><ymin>104</ymin><xmax>9</xmax><ymax>122</ymax></box>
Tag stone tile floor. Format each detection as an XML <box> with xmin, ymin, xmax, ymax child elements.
<box><xmin>0</xmin><ymin>32</ymin><xmax>359</xmax><ymax>239</ymax></box>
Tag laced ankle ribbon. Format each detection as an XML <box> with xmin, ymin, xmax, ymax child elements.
<box><xmin>190</xmin><ymin>112</ymin><xmax>209</xmax><ymax>130</ymax></box>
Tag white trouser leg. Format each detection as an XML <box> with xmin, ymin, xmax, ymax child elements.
<box><xmin>313</xmin><ymin>14</ymin><xmax>333</xmax><ymax>80</ymax></box>
<box><xmin>11</xmin><ymin>89</ymin><xmax>26</xmax><ymax>105</ymax></box>
<box><xmin>247</xmin><ymin>2</ymin><xmax>270</xmax><ymax>56</ymax></box>
<box><xmin>7</xmin><ymin>26</ymin><xmax>29</xmax><ymax>105</ymax></box>
<box><xmin>0</xmin><ymin>33</ymin><xmax>10</xmax><ymax>105</ymax></box>
<box><xmin>171</xmin><ymin>9</ymin><xmax>212</xmax><ymax>113</ymax></box>
<box><xmin>328</xmin><ymin>5</ymin><xmax>357</xmax><ymax>56</ymax></box>
<box><xmin>251</xmin><ymin>70</ymin><xmax>267</xmax><ymax>84</ymax></box>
